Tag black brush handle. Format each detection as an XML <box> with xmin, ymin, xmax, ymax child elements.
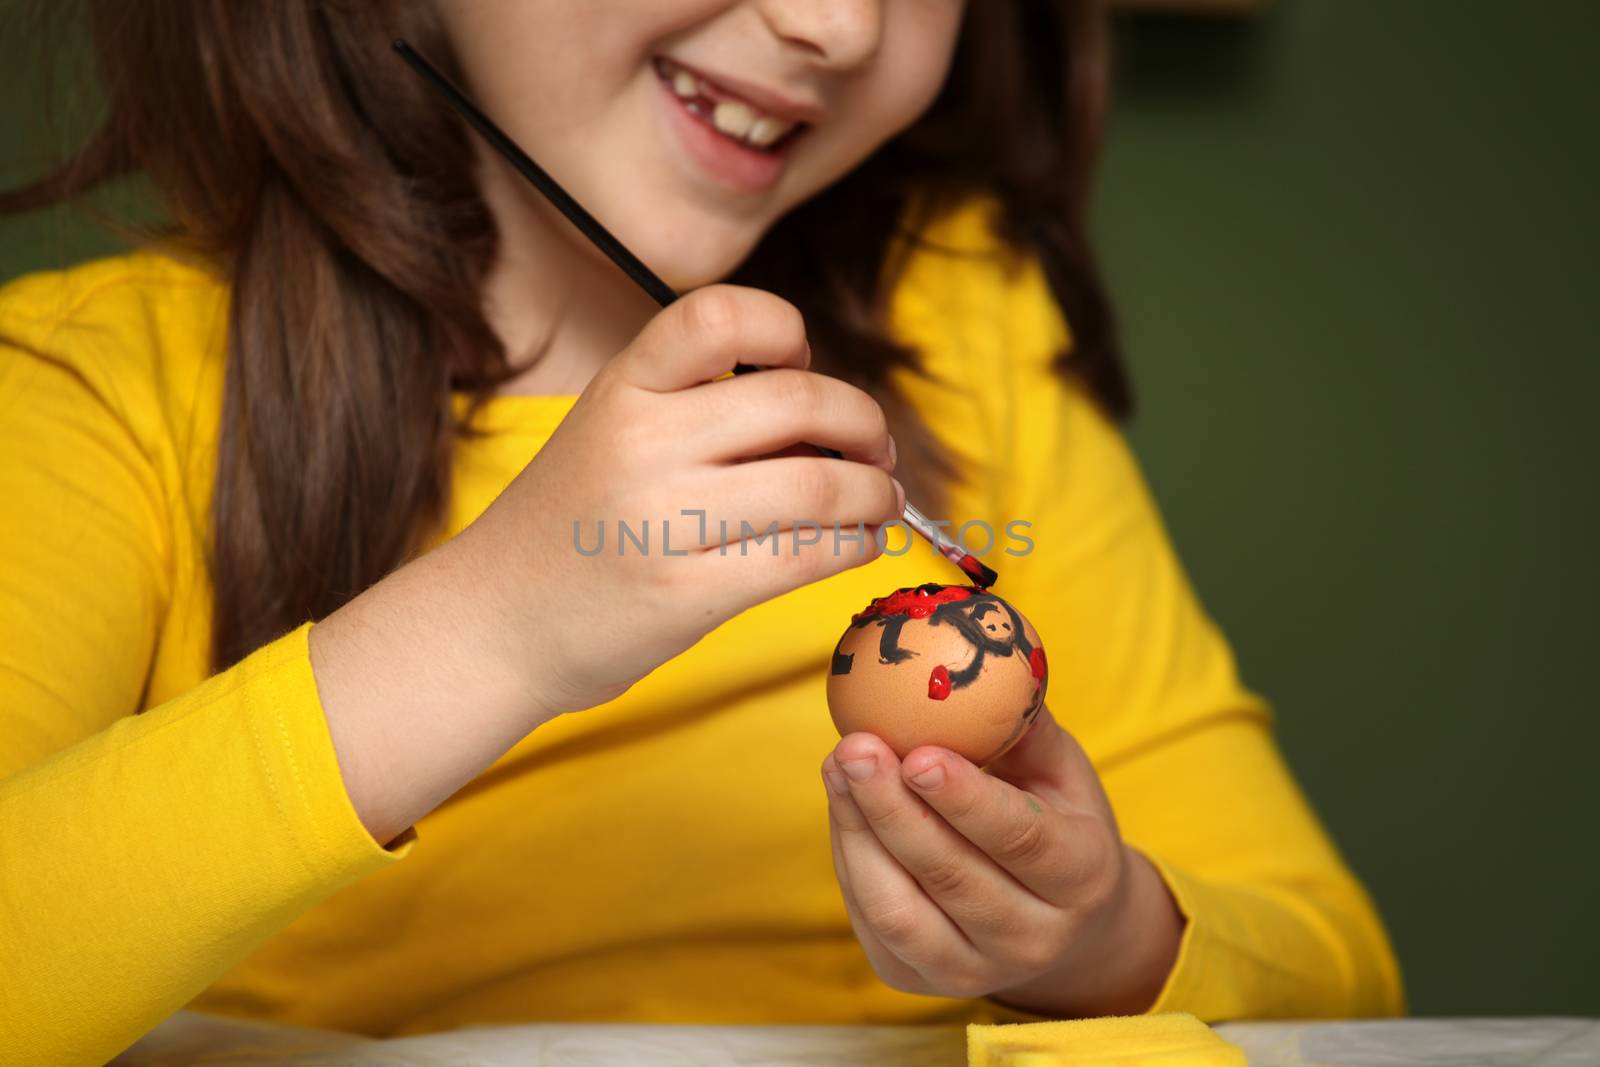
<box><xmin>393</xmin><ymin>40</ymin><xmax>678</xmax><ymax>309</ymax></box>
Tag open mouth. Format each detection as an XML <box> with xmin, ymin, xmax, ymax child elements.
<box><xmin>652</xmin><ymin>56</ymin><xmax>810</xmax><ymax>156</ymax></box>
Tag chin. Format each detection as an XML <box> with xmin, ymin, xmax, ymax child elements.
<box><xmin>658</xmin><ymin>257</ymin><xmax>743</xmax><ymax>291</ymax></box>
<box><xmin>646</xmin><ymin>226</ymin><xmax>766</xmax><ymax>291</ymax></box>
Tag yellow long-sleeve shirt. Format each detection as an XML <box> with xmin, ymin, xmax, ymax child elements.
<box><xmin>0</xmin><ymin>198</ymin><xmax>1403</xmax><ymax>1065</ymax></box>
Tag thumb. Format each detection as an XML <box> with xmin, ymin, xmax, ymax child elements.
<box><xmin>983</xmin><ymin>703</ymin><xmax>1110</xmax><ymax>815</ymax></box>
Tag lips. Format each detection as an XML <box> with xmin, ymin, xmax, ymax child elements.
<box><xmin>653</xmin><ymin>56</ymin><xmax>811</xmax><ymax>154</ymax></box>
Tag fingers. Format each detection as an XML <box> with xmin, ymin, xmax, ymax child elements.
<box><xmin>679</xmin><ymin>456</ymin><xmax>903</xmax><ymax>608</ymax></box>
<box><xmin>982</xmin><ymin>704</ymin><xmax>1116</xmax><ymax>817</ymax></box>
<box><xmin>901</xmin><ymin>730</ymin><xmax>1118</xmax><ymax>906</ymax></box>
<box><xmin>821</xmin><ymin>747</ymin><xmax>989</xmax><ymax>986</ymax></box>
<box><xmin>693</xmin><ymin>521</ymin><xmax>889</xmax><ymax>622</ymax></box>
<box><xmin>824</xmin><ymin>771</ymin><xmax>930</xmax><ymax>994</ymax></box>
<box><xmin>616</xmin><ymin>285</ymin><xmax>810</xmax><ymax>393</ymax></box>
<box><xmin>687</xmin><ymin>369</ymin><xmax>897</xmax><ymax>473</ymax></box>
<box><xmin>831</xmin><ymin>733</ymin><xmax>1058</xmax><ymax>948</ymax></box>
<box><xmin>671</xmin><ymin>457</ymin><xmax>902</xmax><ymax>551</ymax></box>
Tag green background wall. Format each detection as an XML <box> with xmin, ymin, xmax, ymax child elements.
<box><xmin>1098</xmin><ymin>1</ymin><xmax>1598</xmax><ymax>1015</ymax></box>
<box><xmin>4</xmin><ymin>0</ymin><xmax>1596</xmax><ymax>1017</ymax></box>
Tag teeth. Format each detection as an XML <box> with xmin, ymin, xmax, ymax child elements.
<box><xmin>712</xmin><ymin>100</ymin><xmax>757</xmax><ymax>139</ymax></box>
<box><xmin>671</xmin><ymin>70</ymin><xmax>700</xmax><ymax>98</ymax></box>
<box><xmin>746</xmin><ymin>116</ymin><xmax>790</xmax><ymax>147</ymax></box>
<box><xmin>661</xmin><ymin>58</ymin><xmax>802</xmax><ymax>149</ymax></box>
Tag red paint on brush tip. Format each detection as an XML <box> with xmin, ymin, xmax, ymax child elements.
<box><xmin>928</xmin><ymin>664</ymin><xmax>952</xmax><ymax>700</ymax></box>
<box><xmin>957</xmin><ymin>552</ymin><xmax>996</xmax><ymax>590</ymax></box>
<box><xmin>853</xmin><ymin>584</ymin><xmax>977</xmax><ymax>622</ymax></box>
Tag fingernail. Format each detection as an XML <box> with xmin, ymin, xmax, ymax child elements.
<box><xmin>822</xmin><ymin>764</ymin><xmax>850</xmax><ymax>797</ymax></box>
<box><xmin>907</xmin><ymin>763</ymin><xmax>945</xmax><ymax>790</ymax></box>
<box><xmin>891</xmin><ymin>478</ymin><xmax>906</xmax><ymax>515</ymax></box>
<box><xmin>838</xmin><ymin>756</ymin><xmax>876</xmax><ymax>782</ymax></box>
<box><xmin>887</xmin><ymin>434</ymin><xmax>898</xmax><ymax>470</ymax></box>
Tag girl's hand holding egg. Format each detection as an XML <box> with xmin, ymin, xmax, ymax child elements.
<box><xmin>821</xmin><ymin>586</ymin><xmax>1186</xmax><ymax>1017</ymax></box>
<box><xmin>822</xmin><ymin>708</ymin><xmax>1185</xmax><ymax>1017</ymax></box>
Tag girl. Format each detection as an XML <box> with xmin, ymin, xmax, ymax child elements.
<box><xmin>0</xmin><ymin>1</ymin><xmax>1403</xmax><ymax>1062</ymax></box>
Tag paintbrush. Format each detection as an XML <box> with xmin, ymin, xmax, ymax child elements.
<box><xmin>393</xmin><ymin>38</ymin><xmax>999</xmax><ymax>590</ymax></box>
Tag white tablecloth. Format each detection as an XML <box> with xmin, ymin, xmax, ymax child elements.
<box><xmin>111</xmin><ymin>1012</ymin><xmax>1600</xmax><ymax>1066</ymax></box>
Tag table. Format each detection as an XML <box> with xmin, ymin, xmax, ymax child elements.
<box><xmin>112</xmin><ymin>1012</ymin><xmax>1600</xmax><ymax>1065</ymax></box>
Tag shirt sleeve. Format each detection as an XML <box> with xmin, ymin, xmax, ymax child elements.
<box><xmin>0</xmin><ymin>276</ymin><xmax>412</xmax><ymax>1066</ymax></box>
<box><xmin>892</xmin><ymin>231</ymin><xmax>1405</xmax><ymax>1022</ymax></box>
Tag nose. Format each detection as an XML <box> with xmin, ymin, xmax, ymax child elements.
<box><xmin>756</xmin><ymin>0</ymin><xmax>883</xmax><ymax>69</ymax></box>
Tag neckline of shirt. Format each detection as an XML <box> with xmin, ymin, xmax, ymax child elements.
<box><xmin>449</xmin><ymin>389</ymin><xmax>580</xmax><ymax>436</ymax></box>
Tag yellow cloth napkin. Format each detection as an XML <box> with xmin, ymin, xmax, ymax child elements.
<box><xmin>968</xmin><ymin>1012</ymin><xmax>1246</xmax><ymax>1066</ymax></box>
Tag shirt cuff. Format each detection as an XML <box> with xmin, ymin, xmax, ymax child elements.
<box><xmin>1143</xmin><ymin>850</ymin><xmax>1311</xmax><ymax>1023</ymax></box>
<box><xmin>971</xmin><ymin>851</ymin><xmax>1204</xmax><ymax>1024</ymax></box>
<box><xmin>254</xmin><ymin>621</ymin><xmax>417</xmax><ymax>875</ymax></box>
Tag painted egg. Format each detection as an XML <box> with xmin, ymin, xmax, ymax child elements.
<box><xmin>826</xmin><ymin>583</ymin><xmax>1048</xmax><ymax>766</ymax></box>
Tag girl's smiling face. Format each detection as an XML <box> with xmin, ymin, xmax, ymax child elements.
<box><xmin>438</xmin><ymin>0</ymin><xmax>967</xmax><ymax>289</ymax></box>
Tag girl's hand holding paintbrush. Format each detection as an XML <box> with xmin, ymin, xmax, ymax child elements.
<box><xmin>466</xmin><ymin>283</ymin><xmax>902</xmax><ymax>710</ymax></box>
<box><xmin>310</xmin><ymin>284</ymin><xmax>900</xmax><ymax>845</ymax></box>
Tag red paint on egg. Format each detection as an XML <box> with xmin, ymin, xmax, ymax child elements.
<box><xmin>854</xmin><ymin>584</ymin><xmax>976</xmax><ymax>622</ymax></box>
<box><xmin>1030</xmin><ymin>646</ymin><xmax>1047</xmax><ymax>687</ymax></box>
<box><xmin>928</xmin><ymin>664</ymin><xmax>952</xmax><ymax>700</ymax></box>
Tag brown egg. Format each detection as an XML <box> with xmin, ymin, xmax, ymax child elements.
<box><xmin>826</xmin><ymin>583</ymin><xmax>1048</xmax><ymax>766</ymax></box>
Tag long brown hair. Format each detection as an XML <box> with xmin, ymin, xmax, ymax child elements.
<box><xmin>2</xmin><ymin>1</ymin><xmax>1128</xmax><ymax>674</ymax></box>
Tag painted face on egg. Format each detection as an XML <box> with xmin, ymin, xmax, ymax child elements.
<box><xmin>827</xmin><ymin>584</ymin><xmax>1048</xmax><ymax>766</ymax></box>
